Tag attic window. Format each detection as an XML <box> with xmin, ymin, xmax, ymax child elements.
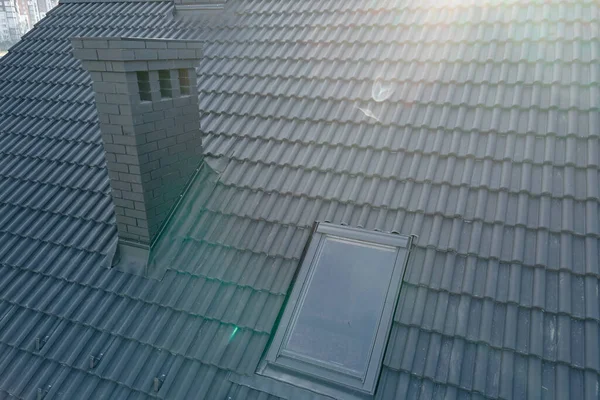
<box><xmin>259</xmin><ymin>223</ymin><xmax>412</xmax><ymax>398</ymax></box>
<box><xmin>178</xmin><ymin>69</ymin><xmax>191</xmax><ymax>96</ymax></box>
<box><xmin>158</xmin><ymin>70</ymin><xmax>172</xmax><ymax>98</ymax></box>
<box><xmin>136</xmin><ymin>71</ymin><xmax>151</xmax><ymax>101</ymax></box>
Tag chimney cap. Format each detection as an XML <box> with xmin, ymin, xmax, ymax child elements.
<box><xmin>70</xmin><ymin>36</ymin><xmax>203</xmax><ymax>63</ymax></box>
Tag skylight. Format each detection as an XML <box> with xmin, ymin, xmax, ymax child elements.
<box><xmin>258</xmin><ymin>223</ymin><xmax>413</xmax><ymax>399</ymax></box>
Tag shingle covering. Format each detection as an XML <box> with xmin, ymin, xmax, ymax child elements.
<box><xmin>0</xmin><ymin>0</ymin><xmax>599</xmax><ymax>399</ymax></box>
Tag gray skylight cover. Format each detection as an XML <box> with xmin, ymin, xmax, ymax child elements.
<box><xmin>260</xmin><ymin>223</ymin><xmax>412</xmax><ymax>398</ymax></box>
<box><xmin>284</xmin><ymin>236</ymin><xmax>399</xmax><ymax>376</ymax></box>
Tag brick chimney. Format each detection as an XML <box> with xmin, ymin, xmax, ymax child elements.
<box><xmin>71</xmin><ymin>37</ymin><xmax>203</xmax><ymax>275</ymax></box>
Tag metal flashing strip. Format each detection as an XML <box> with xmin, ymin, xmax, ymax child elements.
<box><xmin>228</xmin><ymin>371</ymin><xmax>339</xmax><ymax>400</ymax></box>
<box><xmin>175</xmin><ymin>3</ymin><xmax>225</xmax><ymax>11</ymax></box>
<box><xmin>60</xmin><ymin>0</ymin><xmax>165</xmax><ymax>3</ymax></box>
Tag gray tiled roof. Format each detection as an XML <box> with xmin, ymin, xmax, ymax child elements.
<box><xmin>0</xmin><ymin>0</ymin><xmax>599</xmax><ymax>399</ymax></box>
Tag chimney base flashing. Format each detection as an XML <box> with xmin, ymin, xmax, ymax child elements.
<box><xmin>113</xmin><ymin>240</ymin><xmax>151</xmax><ymax>276</ymax></box>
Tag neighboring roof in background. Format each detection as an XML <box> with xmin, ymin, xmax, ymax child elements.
<box><xmin>0</xmin><ymin>0</ymin><xmax>599</xmax><ymax>399</ymax></box>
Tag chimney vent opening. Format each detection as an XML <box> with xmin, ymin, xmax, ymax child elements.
<box><xmin>158</xmin><ymin>69</ymin><xmax>173</xmax><ymax>98</ymax></box>
<box><xmin>136</xmin><ymin>71</ymin><xmax>152</xmax><ymax>102</ymax></box>
<box><xmin>179</xmin><ymin>68</ymin><xmax>191</xmax><ymax>96</ymax></box>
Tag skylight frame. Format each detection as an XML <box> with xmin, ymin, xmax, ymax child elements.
<box><xmin>258</xmin><ymin>222</ymin><xmax>413</xmax><ymax>398</ymax></box>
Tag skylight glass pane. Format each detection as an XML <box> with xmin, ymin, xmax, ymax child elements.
<box><xmin>284</xmin><ymin>236</ymin><xmax>397</xmax><ymax>376</ymax></box>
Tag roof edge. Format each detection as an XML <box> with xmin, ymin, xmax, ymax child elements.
<box><xmin>60</xmin><ymin>0</ymin><xmax>167</xmax><ymax>4</ymax></box>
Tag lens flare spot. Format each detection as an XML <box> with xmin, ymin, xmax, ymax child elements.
<box><xmin>229</xmin><ymin>326</ymin><xmax>239</xmax><ymax>342</ymax></box>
